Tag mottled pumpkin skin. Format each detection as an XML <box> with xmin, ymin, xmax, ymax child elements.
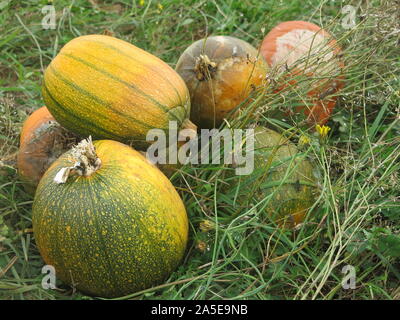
<box><xmin>235</xmin><ymin>127</ymin><xmax>319</xmax><ymax>226</ymax></box>
<box><xmin>261</xmin><ymin>21</ymin><xmax>344</xmax><ymax>125</ymax></box>
<box><xmin>20</xmin><ymin>106</ymin><xmax>55</xmax><ymax>146</ymax></box>
<box><xmin>32</xmin><ymin>140</ymin><xmax>188</xmax><ymax>298</ymax></box>
<box><xmin>176</xmin><ymin>36</ymin><xmax>268</xmax><ymax>129</ymax></box>
<box><xmin>42</xmin><ymin>35</ymin><xmax>191</xmax><ymax>149</ymax></box>
<box><xmin>18</xmin><ymin>106</ymin><xmax>75</xmax><ymax>194</ymax></box>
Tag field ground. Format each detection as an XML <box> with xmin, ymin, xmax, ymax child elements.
<box><xmin>0</xmin><ymin>0</ymin><xmax>399</xmax><ymax>300</ymax></box>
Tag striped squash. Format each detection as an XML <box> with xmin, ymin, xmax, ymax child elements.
<box><xmin>42</xmin><ymin>35</ymin><xmax>193</xmax><ymax>149</ymax></box>
<box><xmin>32</xmin><ymin>139</ymin><xmax>188</xmax><ymax>298</ymax></box>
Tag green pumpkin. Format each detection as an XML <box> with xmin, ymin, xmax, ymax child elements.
<box><xmin>231</xmin><ymin>127</ymin><xmax>320</xmax><ymax>226</ymax></box>
<box><xmin>32</xmin><ymin>139</ymin><xmax>188</xmax><ymax>298</ymax></box>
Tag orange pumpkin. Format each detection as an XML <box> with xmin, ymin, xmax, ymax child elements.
<box><xmin>261</xmin><ymin>21</ymin><xmax>344</xmax><ymax>125</ymax></box>
<box><xmin>19</xmin><ymin>106</ymin><xmax>55</xmax><ymax>147</ymax></box>
<box><xmin>176</xmin><ymin>36</ymin><xmax>269</xmax><ymax>129</ymax></box>
<box><xmin>17</xmin><ymin>106</ymin><xmax>77</xmax><ymax>193</ymax></box>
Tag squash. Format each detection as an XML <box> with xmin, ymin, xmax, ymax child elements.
<box><xmin>17</xmin><ymin>106</ymin><xmax>77</xmax><ymax>194</ymax></box>
<box><xmin>176</xmin><ymin>36</ymin><xmax>269</xmax><ymax>129</ymax></box>
<box><xmin>42</xmin><ymin>34</ymin><xmax>195</xmax><ymax>149</ymax></box>
<box><xmin>19</xmin><ymin>106</ymin><xmax>54</xmax><ymax>146</ymax></box>
<box><xmin>32</xmin><ymin>138</ymin><xmax>188</xmax><ymax>298</ymax></box>
<box><xmin>260</xmin><ymin>21</ymin><xmax>344</xmax><ymax>125</ymax></box>
<box><xmin>231</xmin><ymin>127</ymin><xmax>319</xmax><ymax>226</ymax></box>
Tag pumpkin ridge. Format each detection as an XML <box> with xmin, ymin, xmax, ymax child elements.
<box><xmin>60</xmin><ymin>52</ymin><xmax>174</xmax><ymax>117</ymax></box>
<box><xmin>51</xmin><ymin>163</ymin><xmax>92</xmax><ymax>291</ymax></box>
<box><xmin>55</xmin><ymin>183</ymin><xmax>76</xmax><ymax>286</ymax></box>
<box><xmin>47</xmin><ymin>65</ymin><xmax>162</xmax><ymax>132</ymax></box>
<box><xmin>54</xmin><ymin>179</ymin><xmax>91</xmax><ymax>291</ymax></box>
<box><xmin>209</xmin><ymin>39</ymin><xmax>223</xmax><ymax>60</ymax></box>
<box><xmin>44</xmin><ymin>177</ymin><xmax>74</xmax><ymax>285</ymax></box>
<box><xmin>42</xmin><ymin>82</ymin><xmax>124</xmax><ymax>140</ymax></box>
<box><xmin>76</xmin><ymin>180</ymin><xmax>101</xmax><ymax>293</ymax></box>
<box><xmin>85</xmin><ymin>177</ymin><xmax>120</xmax><ymax>295</ymax></box>
<box><xmin>92</xmin><ymin>173</ymin><xmax>163</xmax><ymax>290</ymax></box>
<box><xmin>62</xmin><ymin>48</ymin><xmax>185</xmax><ymax>121</ymax></box>
<box><xmin>92</xmin><ymin>158</ymin><xmax>180</xmax><ymax>293</ymax></box>
<box><xmin>76</xmin><ymin>38</ymin><xmax>187</xmax><ymax>110</ymax></box>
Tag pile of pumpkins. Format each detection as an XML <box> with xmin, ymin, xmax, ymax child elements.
<box><xmin>17</xmin><ymin>21</ymin><xmax>344</xmax><ymax>298</ymax></box>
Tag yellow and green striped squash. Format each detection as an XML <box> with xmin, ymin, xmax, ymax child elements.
<box><xmin>32</xmin><ymin>140</ymin><xmax>188</xmax><ymax>298</ymax></box>
<box><xmin>42</xmin><ymin>35</ymin><xmax>191</xmax><ymax>149</ymax></box>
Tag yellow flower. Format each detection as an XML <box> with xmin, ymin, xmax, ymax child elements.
<box><xmin>139</xmin><ymin>0</ymin><xmax>145</xmax><ymax>6</ymax></box>
<box><xmin>298</xmin><ymin>135</ymin><xmax>311</xmax><ymax>146</ymax></box>
<box><xmin>316</xmin><ymin>124</ymin><xmax>331</xmax><ymax>138</ymax></box>
<box><xmin>157</xmin><ymin>3</ymin><xmax>163</xmax><ymax>10</ymax></box>
<box><xmin>199</xmin><ymin>220</ymin><xmax>214</xmax><ymax>232</ymax></box>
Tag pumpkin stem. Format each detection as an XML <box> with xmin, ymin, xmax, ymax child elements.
<box><xmin>54</xmin><ymin>136</ymin><xmax>101</xmax><ymax>184</ymax></box>
<box><xmin>194</xmin><ymin>54</ymin><xmax>217</xmax><ymax>81</ymax></box>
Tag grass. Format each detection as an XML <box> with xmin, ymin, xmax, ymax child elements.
<box><xmin>1</xmin><ymin>0</ymin><xmax>399</xmax><ymax>300</ymax></box>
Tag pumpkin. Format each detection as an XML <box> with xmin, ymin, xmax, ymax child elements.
<box><xmin>231</xmin><ymin>127</ymin><xmax>319</xmax><ymax>226</ymax></box>
<box><xmin>42</xmin><ymin>34</ymin><xmax>195</xmax><ymax>149</ymax></box>
<box><xmin>176</xmin><ymin>36</ymin><xmax>269</xmax><ymax>129</ymax></box>
<box><xmin>17</xmin><ymin>106</ymin><xmax>77</xmax><ymax>194</ymax></box>
<box><xmin>32</xmin><ymin>138</ymin><xmax>188</xmax><ymax>298</ymax></box>
<box><xmin>260</xmin><ymin>21</ymin><xmax>344</xmax><ymax>125</ymax></box>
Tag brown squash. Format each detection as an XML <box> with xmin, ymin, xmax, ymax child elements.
<box><xmin>17</xmin><ymin>106</ymin><xmax>77</xmax><ymax>193</ymax></box>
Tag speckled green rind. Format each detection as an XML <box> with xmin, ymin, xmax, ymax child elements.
<box><xmin>234</xmin><ymin>127</ymin><xmax>320</xmax><ymax>226</ymax></box>
<box><xmin>32</xmin><ymin>140</ymin><xmax>188</xmax><ymax>298</ymax></box>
